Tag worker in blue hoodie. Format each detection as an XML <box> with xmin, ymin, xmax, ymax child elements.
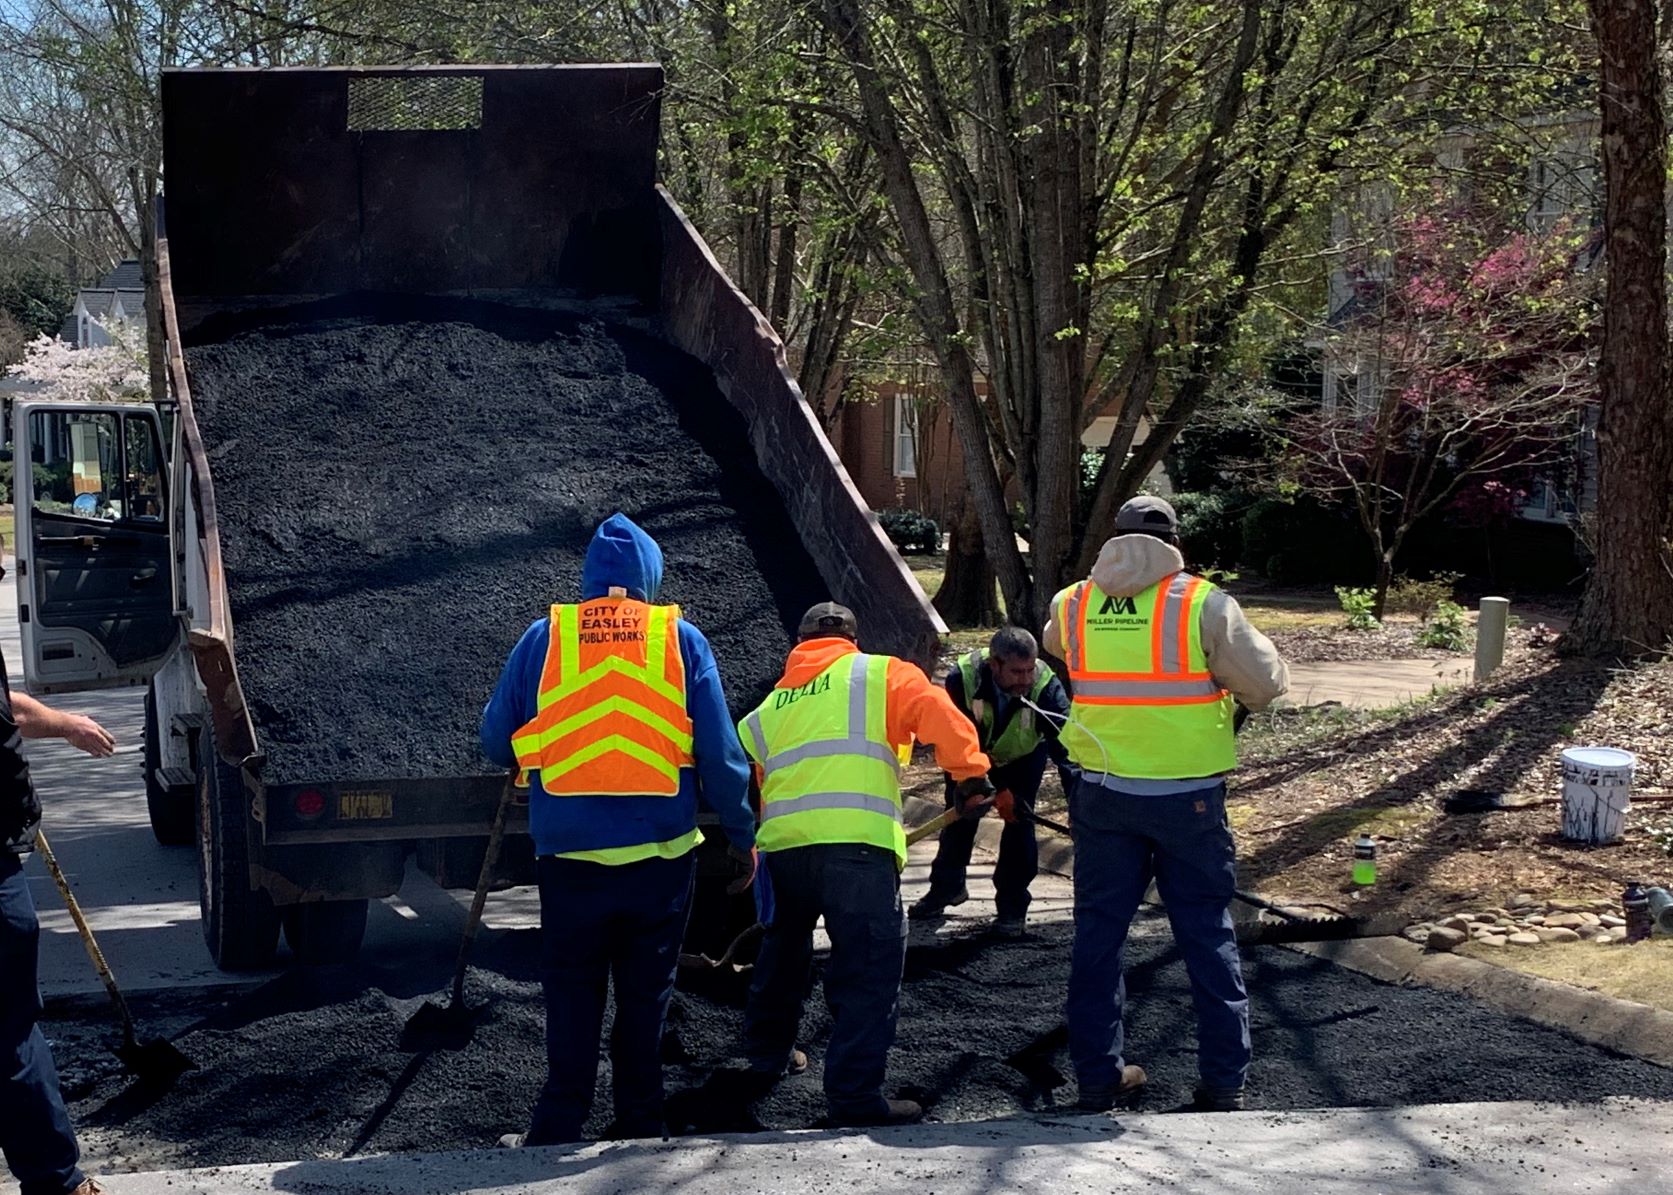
<box><xmin>481</xmin><ymin>513</ymin><xmax>757</xmax><ymax>1146</ymax></box>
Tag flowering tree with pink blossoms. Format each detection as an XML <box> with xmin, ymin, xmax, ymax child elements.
<box><xmin>1285</xmin><ymin>200</ymin><xmax>1599</xmax><ymax>616</ymax></box>
<box><xmin>4</xmin><ymin>321</ymin><xmax>147</xmax><ymax>405</ymax></box>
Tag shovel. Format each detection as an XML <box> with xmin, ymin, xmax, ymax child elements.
<box><xmin>33</xmin><ymin>828</ymin><xmax>195</xmax><ymax>1083</ymax></box>
<box><xmin>402</xmin><ymin>772</ymin><xmax>517</xmax><ymax>1048</ymax></box>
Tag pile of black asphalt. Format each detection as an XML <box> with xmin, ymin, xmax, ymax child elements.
<box><xmin>58</xmin><ymin>915</ymin><xmax>1673</xmax><ymax>1169</ymax></box>
<box><xmin>183</xmin><ymin>294</ymin><xmax>829</xmax><ymax>785</ymax></box>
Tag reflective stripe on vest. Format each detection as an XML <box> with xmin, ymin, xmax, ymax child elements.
<box><xmin>739</xmin><ymin>653</ymin><xmax>908</xmax><ymax>864</ymax></box>
<box><xmin>1055</xmin><ymin>572</ymin><xmax>1235</xmax><ymax>779</ymax></box>
<box><xmin>958</xmin><ymin>650</ymin><xmax>1052</xmax><ymax>766</ymax></box>
<box><xmin>510</xmin><ymin>598</ymin><xmax>695</xmax><ymax>796</ymax></box>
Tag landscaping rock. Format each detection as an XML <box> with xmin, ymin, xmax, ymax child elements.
<box><xmin>1523</xmin><ymin>915</ymin><xmax>1547</xmax><ymax>926</ymax></box>
<box><xmin>1578</xmin><ymin>913</ymin><xmax>1602</xmax><ymax>928</ymax></box>
<box><xmin>1478</xmin><ymin>935</ymin><xmax>1507</xmax><ymax>948</ymax></box>
<box><xmin>1507</xmin><ymin>932</ymin><xmax>1542</xmax><ymax>946</ymax></box>
<box><xmin>1545</xmin><ymin>913</ymin><xmax>1589</xmax><ymax>930</ymax></box>
<box><xmin>1426</xmin><ymin>927</ymin><xmax>1468</xmax><ymax>952</ymax></box>
<box><xmin>1510</xmin><ymin>893</ymin><xmax>1538</xmax><ymax>908</ymax></box>
<box><xmin>1402</xmin><ymin>924</ymin><xmax>1432</xmax><ymax>944</ymax></box>
<box><xmin>1536</xmin><ymin>927</ymin><xmax>1583</xmax><ymax>944</ymax></box>
<box><xmin>1437</xmin><ymin>916</ymin><xmax>1472</xmax><ymax>934</ymax></box>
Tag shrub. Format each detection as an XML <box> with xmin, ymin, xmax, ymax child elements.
<box><xmin>1170</xmin><ymin>490</ymin><xmax>1244</xmax><ymax>568</ymax></box>
<box><xmin>1241</xmin><ymin>498</ymin><xmax>1367</xmax><ymax>582</ymax></box>
<box><xmin>876</xmin><ymin>507</ymin><xmax>941</xmax><ymax>554</ymax></box>
<box><xmin>1335</xmin><ymin>586</ymin><xmax>1380</xmax><ymax>631</ymax></box>
<box><xmin>1386</xmin><ymin>572</ymin><xmax>1461</xmax><ymax>618</ymax></box>
<box><xmin>1416</xmin><ymin>599</ymin><xmax>1469</xmax><ymax>651</ymax></box>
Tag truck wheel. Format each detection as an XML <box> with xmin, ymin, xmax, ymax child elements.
<box><xmin>196</xmin><ymin>722</ymin><xmax>280</xmax><ymax>971</ymax></box>
<box><xmin>143</xmin><ymin>686</ymin><xmax>194</xmax><ymax>846</ymax></box>
<box><xmin>281</xmin><ymin>899</ymin><xmax>369</xmax><ymax>966</ymax></box>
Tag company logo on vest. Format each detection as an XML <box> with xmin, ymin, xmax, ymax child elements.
<box><xmin>773</xmin><ymin>670</ymin><xmax>834</xmax><ymax>709</ymax></box>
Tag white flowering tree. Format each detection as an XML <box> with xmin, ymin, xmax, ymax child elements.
<box><xmin>5</xmin><ymin>320</ymin><xmax>148</xmax><ymax>404</ymax></box>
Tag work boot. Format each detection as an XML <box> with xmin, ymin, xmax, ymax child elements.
<box><xmin>992</xmin><ymin>913</ymin><xmax>1027</xmax><ymax>938</ymax></box>
<box><xmin>1193</xmin><ymin>1085</ymin><xmax>1246</xmax><ymax>1112</ymax></box>
<box><xmin>1075</xmin><ymin>1064</ymin><xmax>1148</xmax><ymax>1112</ymax></box>
<box><xmin>68</xmin><ymin>1182</ymin><xmax>105</xmax><ymax>1195</ymax></box>
<box><xmin>786</xmin><ymin>1047</ymin><xmax>809</xmax><ymax>1076</ymax></box>
<box><xmin>498</xmin><ymin>1133</ymin><xmax>527</xmax><ymax>1148</ymax></box>
<box><xmin>909</xmin><ymin>887</ymin><xmax>968</xmax><ymax>920</ymax></box>
<box><xmin>831</xmin><ymin>1098</ymin><xmax>924</xmax><ymax>1127</ymax></box>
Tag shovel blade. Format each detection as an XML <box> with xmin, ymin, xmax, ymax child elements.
<box><xmin>115</xmin><ymin>1036</ymin><xmax>196</xmax><ymax>1084</ymax></box>
<box><xmin>401</xmin><ymin>997</ymin><xmax>484</xmax><ymax>1051</ymax></box>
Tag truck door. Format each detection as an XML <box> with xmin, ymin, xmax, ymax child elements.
<box><xmin>12</xmin><ymin>402</ymin><xmax>180</xmax><ymax>691</ymax></box>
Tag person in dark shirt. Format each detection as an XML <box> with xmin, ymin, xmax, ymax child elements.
<box><xmin>909</xmin><ymin>626</ymin><xmax>1072</xmax><ymax>937</ymax></box>
<box><xmin>2</xmin><ymin>647</ymin><xmax>114</xmax><ymax>1195</ymax></box>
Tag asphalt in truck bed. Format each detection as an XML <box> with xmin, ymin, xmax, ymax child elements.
<box><xmin>48</xmin><ymin>915</ymin><xmax>1673</xmax><ymax>1172</ymax></box>
<box><xmin>183</xmin><ymin>295</ymin><xmax>829</xmax><ymax>784</ymax></box>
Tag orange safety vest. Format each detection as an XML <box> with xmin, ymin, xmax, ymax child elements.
<box><xmin>510</xmin><ymin>595</ymin><xmax>695</xmax><ymax>796</ymax></box>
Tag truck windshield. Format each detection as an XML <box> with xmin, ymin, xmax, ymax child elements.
<box><xmin>28</xmin><ymin>409</ymin><xmax>164</xmax><ymax>523</ymax></box>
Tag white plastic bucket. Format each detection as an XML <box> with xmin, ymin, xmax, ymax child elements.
<box><xmin>1559</xmin><ymin>746</ymin><xmax>1635</xmax><ymax>844</ymax></box>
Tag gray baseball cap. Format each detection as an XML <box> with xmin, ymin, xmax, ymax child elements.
<box><xmin>1114</xmin><ymin>495</ymin><xmax>1179</xmax><ymax>535</ymax></box>
<box><xmin>798</xmin><ymin>601</ymin><xmax>859</xmax><ymax>640</ymax></box>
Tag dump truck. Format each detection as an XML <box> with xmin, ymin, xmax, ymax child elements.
<box><xmin>9</xmin><ymin>65</ymin><xmax>942</xmax><ymax>970</ymax></box>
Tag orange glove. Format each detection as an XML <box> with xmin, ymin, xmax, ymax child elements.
<box><xmin>994</xmin><ymin>790</ymin><xmax>1016</xmax><ymax>823</ymax></box>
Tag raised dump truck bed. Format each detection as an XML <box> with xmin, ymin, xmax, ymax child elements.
<box><xmin>10</xmin><ymin>65</ymin><xmax>941</xmax><ymax>971</ymax></box>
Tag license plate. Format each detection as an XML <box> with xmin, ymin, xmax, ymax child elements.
<box><xmin>338</xmin><ymin>790</ymin><xmax>394</xmax><ymax>820</ymax></box>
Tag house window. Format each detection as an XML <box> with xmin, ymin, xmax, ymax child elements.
<box><xmin>893</xmin><ymin>393</ymin><xmax>918</xmax><ymax>478</ymax></box>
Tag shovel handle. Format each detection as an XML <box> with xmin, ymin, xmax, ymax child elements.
<box><xmin>905</xmin><ymin>807</ymin><xmax>960</xmax><ymax>846</ymax></box>
<box><xmin>35</xmin><ymin>828</ymin><xmax>136</xmax><ymax>1041</ymax></box>
<box><xmin>451</xmin><ymin>773</ymin><xmax>517</xmax><ymax>1007</ymax></box>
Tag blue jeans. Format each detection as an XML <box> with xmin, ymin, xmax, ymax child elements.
<box><xmin>927</xmin><ymin>751</ymin><xmax>1045</xmax><ymax>919</ymax></box>
<box><xmin>1065</xmin><ymin>778</ymin><xmax>1251</xmax><ymax>1092</ymax></box>
<box><xmin>528</xmin><ymin>851</ymin><xmax>695</xmax><ymax>1145</ymax></box>
<box><xmin>2</xmin><ymin>853</ymin><xmax>85</xmax><ymax>1195</ymax></box>
<box><xmin>743</xmin><ymin>843</ymin><xmax>907</xmax><ymax>1120</ymax></box>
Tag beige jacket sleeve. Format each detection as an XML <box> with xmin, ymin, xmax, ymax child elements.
<box><xmin>1200</xmin><ymin>589</ymin><xmax>1289</xmax><ymax>711</ymax></box>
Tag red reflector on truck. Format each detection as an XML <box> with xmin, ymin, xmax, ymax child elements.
<box><xmin>295</xmin><ymin>789</ymin><xmax>326</xmax><ymax>818</ymax></box>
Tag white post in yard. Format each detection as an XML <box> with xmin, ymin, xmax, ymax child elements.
<box><xmin>1474</xmin><ymin>597</ymin><xmax>1510</xmax><ymax>683</ymax></box>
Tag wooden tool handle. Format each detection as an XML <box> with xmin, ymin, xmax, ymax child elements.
<box><xmin>35</xmin><ymin>828</ymin><xmax>136</xmax><ymax>1036</ymax></box>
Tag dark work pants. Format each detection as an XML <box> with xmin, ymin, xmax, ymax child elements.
<box><xmin>926</xmin><ymin>751</ymin><xmax>1046</xmax><ymax>919</ymax></box>
<box><xmin>528</xmin><ymin>851</ymin><xmax>696</xmax><ymax>1145</ymax></box>
<box><xmin>1064</xmin><ymin>778</ymin><xmax>1251</xmax><ymax>1093</ymax></box>
<box><xmin>1</xmin><ymin>853</ymin><xmax>85</xmax><ymax>1195</ymax></box>
<box><xmin>742</xmin><ymin>843</ymin><xmax>907</xmax><ymax>1120</ymax></box>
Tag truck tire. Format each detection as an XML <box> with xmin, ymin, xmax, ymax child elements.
<box><xmin>196</xmin><ymin>722</ymin><xmax>280</xmax><ymax>971</ymax></box>
<box><xmin>281</xmin><ymin>899</ymin><xmax>369</xmax><ymax>966</ymax></box>
<box><xmin>143</xmin><ymin>686</ymin><xmax>194</xmax><ymax>846</ymax></box>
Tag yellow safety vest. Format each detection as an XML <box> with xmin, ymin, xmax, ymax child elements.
<box><xmin>1054</xmin><ymin>571</ymin><xmax>1236</xmax><ymax>779</ymax></box>
<box><xmin>738</xmin><ymin>653</ymin><xmax>910</xmax><ymax>865</ymax></box>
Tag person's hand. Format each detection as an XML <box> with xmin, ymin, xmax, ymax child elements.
<box><xmin>62</xmin><ymin>714</ymin><xmax>115</xmax><ymax>757</ymax></box>
<box><xmin>954</xmin><ymin>774</ymin><xmax>996</xmax><ymax>819</ymax></box>
<box><xmin>726</xmin><ymin>844</ymin><xmax>758</xmax><ymax>895</ymax></box>
<box><xmin>993</xmin><ymin>789</ymin><xmax>1016</xmax><ymax>823</ymax></box>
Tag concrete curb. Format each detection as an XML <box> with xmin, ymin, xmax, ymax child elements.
<box><xmin>1287</xmin><ymin>936</ymin><xmax>1673</xmax><ymax>1070</ymax></box>
<box><xmin>903</xmin><ymin>795</ymin><xmax>1076</xmax><ymax>877</ymax></box>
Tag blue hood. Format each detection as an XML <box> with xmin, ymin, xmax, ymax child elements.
<box><xmin>581</xmin><ymin>513</ymin><xmax>663</xmax><ymax>602</ymax></box>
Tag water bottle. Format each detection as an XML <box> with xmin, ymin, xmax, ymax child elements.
<box><xmin>1352</xmin><ymin>834</ymin><xmax>1376</xmax><ymax>886</ymax></box>
<box><xmin>1623</xmin><ymin>883</ymin><xmax>1652</xmax><ymax>944</ymax></box>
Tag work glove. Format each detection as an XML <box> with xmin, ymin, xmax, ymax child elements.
<box><xmin>726</xmin><ymin>844</ymin><xmax>758</xmax><ymax>895</ymax></box>
<box><xmin>994</xmin><ymin>789</ymin><xmax>1017</xmax><ymax>823</ymax></box>
<box><xmin>954</xmin><ymin>774</ymin><xmax>997</xmax><ymax>819</ymax></box>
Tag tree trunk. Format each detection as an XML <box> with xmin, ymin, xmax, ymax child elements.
<box><xmin>132</xmin><ymin>168</ymin><xmax>167</xmax><ymax>407</ymax></box>
<box><xmin>1372</xmin><ymin>553</ymin><xmax>1395</xmax><ymax>622</ymax></box>
<box><xmin>1565</xmin><ymin>0</ymin><xmax>1673</xmax><ymax>657</ymax></box>
<box><xmin>934</xmin><ymin>494</ymin><xmax>1001</xmax><ymax>628</ymax></box>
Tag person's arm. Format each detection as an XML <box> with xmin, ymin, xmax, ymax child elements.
<box><xmin>1200</xmin><ymin>590</ymin><xmax>1290</xmax><ymax>711</ymax></box>
<box><xmin>886</xmin><ymin>659</ymin><xmax>990</xmax><ymax>781</ymax></box>
<box><xmin>681</xmin><ymin>623</ymin><xmax>755</xmax><ymax>852</ymax></box>
<box><xmin>11</xmin><ymin>691</ymin><xmax>115</xmax><ymax>757</ymax></box>
<box><xmin>479</xmin><ymin>619</ymin><xmax>544</xmax><ymax>769</ymax></box>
